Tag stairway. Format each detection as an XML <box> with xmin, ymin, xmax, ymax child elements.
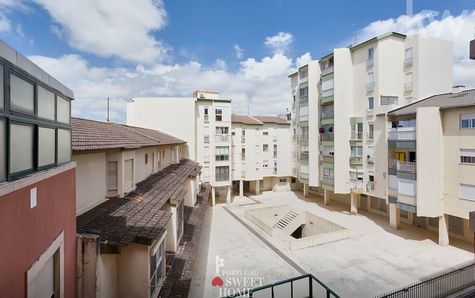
<box><xmin>272</xmin><ymin>210</ymin><xmax>300</xmax><ymax>230</ymax></box>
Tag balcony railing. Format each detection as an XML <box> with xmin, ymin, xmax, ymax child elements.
<box><xmin>349</xmin><ymin>156</ymin><xmax>363</xmax><ymax>164</ymax></box>
<box><xmin>299</xmin><ymin>135</ymin><xmax>309</xmax><ymax>143</ymax></box>
<box><xmin>321</xmin><ymin>110</ymin><xmax>334</xmax><ymax>120</ymax></box>
<box><xmin>321</xmin><ymin>133</ymin><xmax>334</xmax><ymax>141</ymax></box>
<box><xmin>216</xmin><ymin>174</ymin><xmax>229</xmax><ymax>182</ymax></box>
<box><xmin>299</xmin><ymin>96</ymin><xmax>308</xmax><ymax>104</ymax></box>
<box><xmin>366</xmin><ymin>82</ymin><xmax>375</xmax><ymax>92</ymax></box>
<box><xmin>351</xmin><ymin>132</ymin><xmax>363</xmax><ymax>140</ymax></box>
<box><xmin>215</xmin><ymin>134</ymin><xmax>230</xmax><ymax>142</ymax></box>
<box><xmin>215</xmin><ymin>155</ymin><xmax>229</xmax><ymax>161</ymax></box>
<box><xmin>404</xmin><ymin>57</ymin><xmax>413</xmax><ymax>67</ymax></box>
<box><xmin>322</xmin><ymin>155</ymin><xmax>334</xmax><ymax>163</ymax></box>
<box><xmin>322</xmin><ymin>176</ymin><xmax>334</xmax><ymax>185</ymax></box>
<box><xmin>321</xmin><ymin>65</ymin><xmax>334</xmax><ymax>76</ymax></box>
<box><xmin>300</xmin><ymin>152</ymin><xmax>309</xmax><ymax>161</ymax></box>
<box><xmin>388</xmin><ymin>128</ymin><xmax>416</xmax><ymax>141</ymax></box>
<box><xmin>321</xmin><ymin>88</ymin><xmax>334</xmax><ymax>98</ymax></box>
<box><xmin>398</xmin><ymin>194</ymin><xmax>416</xmax><ymax>206</ymax></box>
<box><xmin>397</xmin><ymin>160</ymin><xmax>416</xmax><ymax>174</ymax></box>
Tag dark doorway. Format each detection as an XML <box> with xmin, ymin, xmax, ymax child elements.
<box><xmin>291</xmin><ymin>225</ymin><xmax>304</xmax><ymax>239</ymax></box>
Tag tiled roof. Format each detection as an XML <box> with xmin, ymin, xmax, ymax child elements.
<box><xmin>72</xmin><ymin>117</ymin><xmax>185</xmax><ymax>151</ymax></box>
<box><xmin>76</xmin><ymin>159</ymin><xmax>201</xmax><ymax>248</ymax></box>
<box><xmin>253</xmin><ymin>115</ymin><xmax>290</xmax><ymax>125</ymax></box>
<box><xmin>388</xmin><ymin>89</ymin><xmax>475</xmax><ymax>117</ymax></box>
<box><xmin>232</xmin><ymin>115</ymin><xmax>289</xmax><ymax>125</ymax></box>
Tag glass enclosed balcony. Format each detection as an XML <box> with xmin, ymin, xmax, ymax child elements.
<box><xmin>321</xmin><ymin>133</ymin><xmax>334</xmax><ymax>142</ymax></box>
<box><xmin>388</xmin><ymin>128</ymin><xmax>416</xmax><ymax>141</ymax></box>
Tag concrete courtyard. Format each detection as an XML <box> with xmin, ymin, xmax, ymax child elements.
<box><xmin>189</xmin><ymin>191</ymin><xmax>474</xmax><ymax>298</ymax></box>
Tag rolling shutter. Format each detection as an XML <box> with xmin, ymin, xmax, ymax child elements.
<box><xmin>31</xmin><ymin>256</ymin><xmax>54</xmax><ymax>298</ymax></box>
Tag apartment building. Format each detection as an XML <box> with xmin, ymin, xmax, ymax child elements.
<box><xmin>127</xmin><ymin>91</ymin><xmax>232</xmax><ymax>206</ymax></box>
<box><xmin>230</xmin><ymin>115</ymin><xmax>296</xmax><ymax>196</ymax></box>
<box><xmin>72</xmin><ymin>118</ymin><xmax>201</xmax><ymax>297</ymax></box>
<box><xmin>0</xmin><ymin>40</ymin><xmax>76</xmax><ymax>297</ymax></box>
<box><xmin>290</xmin><ymin>32</ymin><xmax>453</xmax><ymax>214</ymax></box>
<box><xmin>387</xmin><ymin>89</ymin><xmax>475</xmax><ymax>245</ymax></box>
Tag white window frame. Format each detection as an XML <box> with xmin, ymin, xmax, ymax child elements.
<box><xmin>460</xmin><ymin>184</ymin><xmax>475</xmax><ymax>201</ymax></box>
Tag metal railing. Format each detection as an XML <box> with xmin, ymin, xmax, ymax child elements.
<box><xmin>321</xmin><ymin>133</ymin><xmax>334</xmax><ymax>141</ymax></box>
<box><xmin>299</xmin><ymin>96</ymin><xmax>309</xmax><ymax>104</ymax></box>
<box><xmin>322</xmin><ymin>176</ymin><xmax>334</xmax><ymax>185</ymax></box>
<box><xmin>397</xmin><ymin>160</ymin><xmax>416</xmax><ymax>174</ymax></box>
<box><xmin>215</xmin><ymin>134</ymin><xmax>230</xmax><ymax>142</ymax></box>
<box><xmin>322</xmin><ymin>155</ymin><xmax>334</xmax><ymax>163</ymax></box>
<box><xmin>321</xmin><ymin>110</ymin><xmax>334</xmax><ymax>120</ymax></box>
<box><xmin>351</xmin><ymin>132</ymin><xmax>363</xmax><ymax>140</ymax></box>
<box><xmin>227</xmin><ymin>273</ymin><xmax>340</xmax><ymax>298</ymax></box>
<box><xmin>299</xmin><ymin>135</ymin><xmax>309</xmax><ymax>142</ymax></box>
<box><xmin>377</xmin><ymin>261</ymin><xmax>475</xmax><ymax>298</ymax></box>
<box><xmin>215</xmin><ymin>174</ymin><xmax>229</xmax><ymax>182</ymax></box>
<box><xmin>321</xmin><ymin>88</ymin><xmax>334</xmax><ymax>98</ymax></box>
<box><xmin>300</xmin><ymin>152</ymin><xmax>309</xmax><ymax>161</ymax></box>
<box><xmin>349</xmin><ymin>156</ymin><xmax>363</xmax><ymax>164</ymax></box>
<box><xmin>388</xmin><ymin>129</ymin><xmax>416</xmax><ymax>141</ymax></box>
<box><xmin>398</xmin><ymin>194</ymin><xmax>416</xmax><ymax>206</ymax></box>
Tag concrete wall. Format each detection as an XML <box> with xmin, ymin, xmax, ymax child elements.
<box><xmin>307</xmin><ymin>61</ymin><xmax>321</xmax><ymax>186</ymax></box>
<box><xmin>0</xmin><ymin>165</ymin><xmax>77</xmax><ymax>297</ymax></box>
<box><xmin>117</xmin><ymin>244</ymin><xmax>149</xmax><ymax>298</ymax></box>
<box><xmin>74</xmin><ymin>152</ymin><xmax>107</xmax><ymax>215</ymax></box>
<box><xmin>443</xmin><ymin>107</ymin><xmax>475</xmax><ymax>219</ymax></box>
<box><xmin>97</xmin><ymin>254</ymin><xmax>118</xmax><ymax>298</ymax></box>
<box><xmin>417</xmin><ymin>107</ymin><xmax>444</xmax><ymax>217</ymax></box>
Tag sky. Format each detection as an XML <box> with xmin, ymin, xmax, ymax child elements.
<box><xmin>0</xmin><ymin>0</ymin><xmax>474</xmax><ymax>123</ymax></box>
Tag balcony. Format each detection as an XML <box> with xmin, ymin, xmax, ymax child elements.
<box><xmin>388</xmin><ymin>159</ymin><xmax>397</xmax><ymax>175</ymax></box>
<box><xmin>366</xmin><ymin>82</ymin><xmax>375</xmax><ymax>92</ymax></box>
<box><xmin>215</xmin><ymin>134</ymin><xmax>230</xmax><ymax>142</ymax></box>
<box><xmin>397</xmin><ymin>160</ymin><xmax>416</xmax><ymax>174</ymax></box>
<box><xmin>321</xmin><ymin>88</ymin><xmax>334</xmax><ymax>99</ymax></box>
<box><xmin>299</xmin><ymin>96</ymin><xmax>309</xmax><ymax>105</ymax></box>
<box><xmin>322</xmin><ymin>176</ymin><xmax>334</xmax><ymax>185</ymax></box>
<box><xmin>350</xmin><ymin>131</ymin><xmax>363</xmax><ymax>141</ymax></box>
<box><xmin>321</xmin><ymin>133</ymin><xmax>334</xmax><ymax>142</ymax></box>
<box><xmin>321</xmin><ymin>65</ymin><xmax>334</xmax><ymax>76</ymax></box>
<box><xmin>404</xmin><ymin>82</ymin><xmax>413</xmax><ymax>91</ymax></box>
<box><xmin>366</xmin><ymin>58</ymin><xmax>374</xmax><ymax>69</ymax></box>
<box><xmin>300</xmin><ymin>152</ymin><xmax>309</xmax><ymax>161</ymax></box>
<box><xmin>349</xmin><ymin>156</ymin><xmax>363</xmax><ymax>164</ymax></box>
<box><xmin>215</xmin><ymin>155</ymin><xmax>229</xmax><ymax>162</ymax></box>
<box><xmin>404</xmin><ymin>57</ymin><xmax>413</xmax><ymax>68</ymax></box>
<box><xmin>321</xmin><ymin>110</ymin><xmax>334</xmax><ymax>120</ymax></box>
<box><xmin>216</xmin><ymin>173</ymin><xmax>230</xmax><ymax>182</ymax></box>
<box><xmin>322</xmin><ymin>155</ymin><xmax>334</xmax><ymax>163</ymax></box>
<box><xmin>398</xmin><ymin>194</ymin><xmax>416</xmax><ymax>206</ymax></box>
<box><xmin>299</xmin><ymin>136</ymin><xmax>309</xmax><ymax>143</ymax></box>
<box><xmin>388</xmin><ymin>128</ymin><xmax>416</xmax><ymax>141</ymax></box>
<box><xmin>241</xmin><ymin>136</ymin><xmax>245</xmax><ymax>143</ymax></box>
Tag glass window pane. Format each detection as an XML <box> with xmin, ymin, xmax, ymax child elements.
<box><xmin>38</xmin><ymin>86</ymin><xmax>55</xmax><ymax>120</ymax></box>
<box><xmin>0</xmin><ymin>118</ymin><xmax>5</xmax><ymax>180</ymax></box>
<box><xmin>10</xmin><ymin>74</ymin><xmax>34</xmax><ymax>113</ymax></box>
<box><xmin>0</xmin><ymin>65</ymin><xmax>4</xmax><ymax>110</ymax></box>
<box><xmin>38</xmin><ymin>127</ymin><xmax>56</xmax><ymax>167</ymax></box>
<box><xmin>10</xmin><ymin>123</ymin><xmax>33</xmax><ymax>173</ymax></box>
<box><xmin>57</xmin><ymin>96</ymin><xmax>70</xmax><ymax>123</ymax></box>
<box><xmin>58</xmin><ymin>129</ymin><xmax>71</xmax><ymax>163</ymax></box>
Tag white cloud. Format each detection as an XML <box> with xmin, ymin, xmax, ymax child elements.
<box><xmin>29</xmin><ymin>51</ymin><xmax>295</xmax><ymax>123</ymax></box>
<box><xmin>264</xmin><ymin>32</ymin><xmax>293</xmax><ymax>54</ymax></box>
<box><xmin>0</xmin><ymin>0</ymin><xmax>27</xmax><ymax>33</ymax></box>
<box><xmin>355</xmin><ymin>10</ymin><xmax>475</xmax><ymax>88</ymax></box>
<box><xmin>33</xmin><ymin>0</ymin><xmax>168</xmax><ymax>63</ymax></box>
<box><xmin>233</xmin><ymin>44</ymin><xmax>244</xmax><ymax>59</ymax></box>
<box><xmin>296</xmin><ymin>52</ymin><xmax>312</xmax><ymax>68</ymax></box>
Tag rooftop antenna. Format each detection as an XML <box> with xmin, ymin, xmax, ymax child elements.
<box><xmin>106</xmin><ymin>97</ymin><xmax>110</xmax><ymax>122</ymax></box>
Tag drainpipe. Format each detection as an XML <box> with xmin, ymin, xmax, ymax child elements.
<box><xmin>470</xmin><ymin>211</ymin><xmax>475</xmax><ymax>256</ymax></box>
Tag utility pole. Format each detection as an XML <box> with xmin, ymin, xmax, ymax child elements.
<box><xmin>106</xmin><ymin>97</ymin><xmax>110</xmax><ymax>122</ymax></box>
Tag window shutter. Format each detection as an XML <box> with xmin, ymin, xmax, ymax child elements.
<box><xmin>32</xmin><ymin>256</ymin><xmax>54</xmax><ymax>298</ymax></box>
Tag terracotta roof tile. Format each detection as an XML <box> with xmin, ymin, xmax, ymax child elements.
<box><xmin>72</xmin><ymin>117</ymin><xmax>185</xmax><ymax>151</ymax></box>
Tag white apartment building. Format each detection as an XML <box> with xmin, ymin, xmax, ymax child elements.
<box><xmin>230</xmin><ymin>115</ymin><xmax>297</xmax><ymax>197</ymax></box>
<box><xmin>290</xmin><ymin>33</ymin><xmax>453</xmax><ymax>219</ymax></box>
<box><xmin>387</xmin><ymin>89</ymin><xmax>475</xmax><ymax>246</ymax></box>
<box><xmin>127</xmin><ymin>90</ymin><xmax>232</xmax><ymax>206</ymax></box>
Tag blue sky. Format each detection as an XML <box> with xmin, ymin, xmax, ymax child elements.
<box><xmin>0</xmin><ymin>0</ymin><xmax>474</xmax><ymax>122</ymax></box>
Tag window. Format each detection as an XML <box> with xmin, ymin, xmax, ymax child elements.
<box><xmin>215</xmin><ymin>166</ymin><xmax>229</xmax><ymax>181</ymax></box>
<box><xmin>323</xmin><ymin>167</ymin><xmax>334</xmax><ymax>177</ymax></box>
<box><xmin>38</xmin><ymin>127</ymin><xmax>56</xmax><ymax>168</ymax></box>
<box><xmin>145</xmin><ymin>153</ymin><xmax>148</xmax><ymax>164</ymax></box>
<box><xmin>204</xmin><ymin>107</ymin><xmax>209</xmax><ymax>122</ymax></box>
<box><xmin>107</xmin><ymin>161</ymin><xmax>118</xmax><ymax>196</ymax></box>
<box><xmin>380</xmin><ymin>96</ymin><xmax>398</xmax><ymax>106</ymax></box>
<box><xmin>204</xmin><ymin>129</ymin><xmax>210</xmax><ymax>143</ymax></box>
<box><xmin>448</xmin><ymin>215</ymin><xmax>464</xmax><ymax>236</ymax></box>
<box><xmin>368</xmin><ymin>97</ymin><xmax>374</xmax><ymax>110</ymax></box>
<box><xmin>57</xmin><ymin>96</ymin><xmax>70</xmax><ymax>124</ymax></box>
<box><xmin>460</xmin><ymin>184</ymin><xmax>475</xmax><ymax>201</ymax></box>
<box><xmin>241</xmin><ymin>148</ymin><xmax>245</xmax><ymax>160</ymax></box>
<box><xmin>0</xmin><ymin>65</ymin><xmax>3</xmax><ymax>110</ymax></box>
<box><xmin>405</xmin><ymin>48</ymin><xmax>413</xmax><ymax>66</ymax></box>
<box><xmin>231</xmin><ymin>131</ymin><xmax>235</xmax><ymax>136</ymax></box>
<box><xmin>368</xmin><ymin>122</ymin><xmax>374</xmax><ymax>140</ymax></box>
<box><xmin>274</xmin><ymin>161</ymin><xmax>277</xmax><ymax>173</ymax></box>
<box><xmin>299</xmin><ymin>105</ymin><xmax>309</xmax><ymax>121</ymax></box>
<box><xmin>368</xmin><ymin>48</ymin><xmax>374</xmax><ymax>60</ymax></box>
<box><xmin>405</xmin><ymin>73</ymin><xmax>413</xmax><ymax>90</ymax></box>
<box><xmin>124</xmin><ymin>159</ymin><xmax>134</xmax><ymax>190</ymax></box>
<box><xmin>322</xmin><ymin>146</ymin><xmax>334</xmax><ymax>156</ymax></box>
<box><xmin>369</xmin><ymin>175</ymin><xmax>374</xmax><ymax>182</ymax></box>
<box><xmin>149</xmin><ymin>239</ymin><xmax>166</xmax><ymax>298</ymax></box>
<box><xmin>351</xmin><ymin>122</ymin><xmax>363</xmax><ymax>140</ymax></box>
<box><xmin>263</xmin><ymin>144</ymin><xmax>269</xmax><ymax>152</ymax></box>
<box><xmin>273</xmin><ymin>144</ymin><xmax>277</xmax><ymax>158</ymax></box>
<box><xmin>351</xmin><ymin>146</ymin><xmax>363</xmax><ymax>157</ymax></box>
<box><xmin>461</xmin><ymin>114</ymin><xmax>475</xmax><ymax>129</ymax></box>
<box><xmin>215</xmin><ymin>109</ymin><xmax>223</xmax><ymax>121</ymax></box>
<box><xmin>291</xmin><ymin>177</ymin><xmax>296</xmax><ymax>183</ymax></box>
<box><xmin>10</xmin><ymin>123</ymin><xmax>34</xmax><ymax>174</ymax></box>
<box><xmin>460</xmin><ymin>149</ymin><xmax>475</xmax><ymax>164</ymax></box>
<box><xmin>0</xmin><ymin>118</ymin><xmax>5</xmax><ymax>181</ymax></box>
<box><xmin>300</xmin><ymin>126</ymin><xmax>308</xmax><ymax>141</ymax></box>
<box><xmin>367</xmin><ymin>72</ymin><xmax>374</xmax><ymax>89</ymax></box>
<box><xmin>216</xmin><ymin>127</ymin><xmax>229</xmax><ymax>135</ymax></box>
<box><xmin>11</xmin><ymin>74</ymin><xmax>34</xmax><ymax>114</ymax></box>
<box><xmin>58</xmin><ymin>129</ymin><xmax>71</xmax><ymax>164</ymax></box>
<box><xmin>38</xmin><ymin>86</ymin><xmax>55</xmax><ymax>120</ymax></box>
<box><xmin>215</xmin><ymin>146</ymin><xmax>229</xmax><ymax>161</ymax></box>
<box><xmin>350</xmin><ymin>170</ymin><xmax>363</xmax><ymax>181</ymax></box>
<box><xmin>367</xmin><ymin>146</ymin><xmax>374</xmax><ymax>164</ymax></box>
<box><xmin>263</xmin><ymin>131</ymin><xmax>269</xmax><ymax>135</ymax></box>
<box><xmin>176</xmin><ymin>200</ymin><xmax>184</xmax><ymax>241</ymax></box>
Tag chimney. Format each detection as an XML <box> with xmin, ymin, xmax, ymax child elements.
<box><xmin>452</xmin><ymin>85</ymin><xmax>466</xmax><ymax>94</ymax></box>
